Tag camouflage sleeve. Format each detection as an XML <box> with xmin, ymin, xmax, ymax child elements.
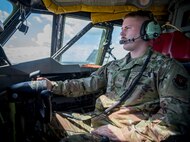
<box><xmin>124</xmin><ymin>60</ymin><xmax>190</xmax><ymax>141</ymax></box>
<box><xmin>51</xmin><ymin>64</ymin><xmax>109</xmax><ymax>97</ymax></box>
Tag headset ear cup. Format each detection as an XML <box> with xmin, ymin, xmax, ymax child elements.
<box><xmin>146</xmin><ymin>21</ymin><xmax>161</xmax><ymax>40</ymax></box>
<box><xmin>140</xmin><ymin>20</ymin><xmax>161</xmax><ymax>41</ymax></box>
<box><xmin>140</xmin><ymin>20</ymin><xmax>151</xmax><ymax>41</ymax></box>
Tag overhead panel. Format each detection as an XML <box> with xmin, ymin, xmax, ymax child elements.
<box><xmin>42</xmin><ymin>0</ymin><xmax>168</xmax><ymax>23</ymax></box>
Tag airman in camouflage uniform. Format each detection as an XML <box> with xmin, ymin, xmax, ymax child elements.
<box><xmin>48</xmin><ymin>47</ymin><xmax>190</xmax><ymax>142</ymax></box>
<box><xmin>43</xmin><ymin>11</ymin><xmax>190</xmax><ymax>142</ymax></box>
<box><xmin>38</xmin><ymin>10</ymin><xmax>190</xmax><ymax>141</ymax></box>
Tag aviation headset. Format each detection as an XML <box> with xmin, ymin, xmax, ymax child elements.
<box><xmin>140</xmin><ymin>11</ymin><xmax>162</xmax><ymax>41</ymax></box>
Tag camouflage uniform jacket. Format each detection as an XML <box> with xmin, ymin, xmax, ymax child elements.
<box><xmin>52</xmin><ymin>47</ymin><xmax>190</xmax><ymax>141</ymax></box>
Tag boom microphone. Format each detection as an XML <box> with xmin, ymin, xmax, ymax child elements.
<box><xmin>119</xmin><ymin>35</ymin><xmax>142</xmax><ymax>44</ymax></box>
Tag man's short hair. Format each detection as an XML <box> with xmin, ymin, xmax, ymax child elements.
<box><xmin>124</xmin><ymin>10</ymin><xmax>154</xmax><ymax>20</ymax></box>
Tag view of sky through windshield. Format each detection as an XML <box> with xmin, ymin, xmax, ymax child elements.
<box><xmin>0</xmin><ymin>0</ymin><xmax>127</xmax><ymax>65</ymax></box>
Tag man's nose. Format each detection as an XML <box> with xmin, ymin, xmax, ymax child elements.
<box><xmin>120</xmin><ymin>29</ymin><xmax>126</xmax><ymax>37</ymax></box>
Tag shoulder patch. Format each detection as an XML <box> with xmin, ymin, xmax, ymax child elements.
<box><xmin>172</xmin><ymin>74</ymin><xmax>188</xmax><ymax>89</ymax></box>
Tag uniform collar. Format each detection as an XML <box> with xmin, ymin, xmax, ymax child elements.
<box><xmin>117</xmin><ymin>46</ymin><xmax>152</xmax><ymax>70</ymax></box>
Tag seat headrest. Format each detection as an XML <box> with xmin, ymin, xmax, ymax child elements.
<box><xmin>152</xmin><ymin>31</ymin><xmax>190</xmax><ymax>62</ymax></box>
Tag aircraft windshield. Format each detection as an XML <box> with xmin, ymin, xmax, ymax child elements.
<box><xmin>55</xmin><ymin>16</ymin><xmax>127</xmax><ymax>65</ymax></box>
<box><xmin>3</xmin><ymin>13</ymin><xmax>53</xmax><ymax>64</ymax></box>
<box><xmin>1</xmin><ymin>0</ymin><xmax>127</xmax><ymax>66</ymax></box>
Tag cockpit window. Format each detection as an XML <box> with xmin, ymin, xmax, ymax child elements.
<box><xmin>56</xmin><ymin>16</ymin><xmax>103</xmax><ymax>65</ymax></box>
<box><xmin>55</xmin><ymin>17</ymin><xmax>128</xmax><ymax>66</ymax></box>
<box><xmin>0</xmin><ymin>0</ymin><xmax>13</xmax><ymax>23</ymax></box>
<box><xmin>63</xmin><ymin>17</ymin><xmax>91</xmax><ymax>44</ymax></box>
<box><xmin>3</xmin><ymin>13</ymin><xmax>53</xmax><ymax>64</ymax></box>
<box><xmin>103</xmin><ymin>25</ymin><xmax>128</xmax><ymax>64</ymax></box>
<box><xmin>60</xmin><ymin>26</ymin><xmax>104</xmax><ymax>65</ymax></box>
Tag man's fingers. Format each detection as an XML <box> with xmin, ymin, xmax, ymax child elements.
<box><xmin>37</xmin><ymin>77</ymin><xmax>45</xmax><ymax>80</ymax></box>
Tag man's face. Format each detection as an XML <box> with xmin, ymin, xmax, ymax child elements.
<box><xmin>120</xmin><ymin>16</ymin><xmax>146</xmax><ymax>51</ymax></box>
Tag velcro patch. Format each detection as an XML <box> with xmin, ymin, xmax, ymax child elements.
<box><xmin>173</xmin><ymin>74</ymin><xmax>188</xmax><ymax>89</ymax></box>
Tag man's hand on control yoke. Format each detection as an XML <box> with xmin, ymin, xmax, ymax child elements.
<box><xmin>37</xmin><ymin>77</ymin><xmax>53</xmax><ymax>91</ymax></box>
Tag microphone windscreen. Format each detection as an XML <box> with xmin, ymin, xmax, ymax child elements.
<box><xmin>119</xmin><ymin>40</ymin><xmax>125</xmax><ymax>44</ymax></box>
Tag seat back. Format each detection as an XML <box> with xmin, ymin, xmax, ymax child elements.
<box><xmin>152</xmin><ymin>31</ymin><xmax>190</xmax><ymax>74</ymax></box>
<box><xmin>152</xmin><ymin>31</ymin><xmax>190</xmax><ymax>61</ymax></box>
